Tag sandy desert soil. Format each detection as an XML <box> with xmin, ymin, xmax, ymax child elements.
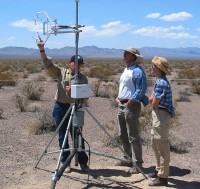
<box><xmin>0</xmin><ymin>70</ymin><xmax>200</xmax><ymax>189</ymax></box>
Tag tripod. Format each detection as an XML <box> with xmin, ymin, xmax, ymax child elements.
<box><xmin>35</xmin><ymin>101</ymin><xmax>148</xmax><ymax>189</ymax></box>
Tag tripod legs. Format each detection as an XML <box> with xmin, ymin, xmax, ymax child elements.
<box><xmin>34</xmin><ymin>105</ymin><xmax>72</xmax><ymax>168</ymax></box>
<box><xmin>50</xmin><ymin>148</ymin><xmax>77</xmax><ymax>189</ymax></box>
<box><xmin>84</xmin><ymin>106</ymin><xmax>148</xmax><ymax>179</ymax></box>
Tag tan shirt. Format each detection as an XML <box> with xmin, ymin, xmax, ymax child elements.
<box><xmin>43</xmin><ymin>57</ymin><xmax>88</xmax><ymax>104</ymax></box>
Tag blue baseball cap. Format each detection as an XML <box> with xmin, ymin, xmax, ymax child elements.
<box><xmin>70</xmin><ymin>55</ymin><xmax>84</xmax><ymax>64</ymax></box>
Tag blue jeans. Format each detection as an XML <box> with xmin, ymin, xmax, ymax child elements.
<box><xmin>53</xmin><ymin>101</ymin><xmax>88</xmax><ymax>165</ymax></box>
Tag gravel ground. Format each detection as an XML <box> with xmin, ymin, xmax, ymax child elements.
<box><xmin>0</xmin><ymin>72</ymin><xmax>200</xmax><ymax>189</ymax></box>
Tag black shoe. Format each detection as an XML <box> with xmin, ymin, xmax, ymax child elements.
<box><xmin>148</xmin><ymin>170</ymin><xmax>158</xmax><ymax>178</ymax></box>
<box><xmin>148</xmin><ymin>176</ymin><xmax>168</xmax><ymax>186</ymax></box>
<box><xmin>114</xmin><ymin>160</ymin><xmax>133</xmax><ymax>167</ymax></box>
<box><xmin>80</xmin><ymin>164</ymin><xmax>89</xmax><ymax>172</ymax></box>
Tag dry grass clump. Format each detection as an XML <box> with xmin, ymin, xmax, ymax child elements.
<box><xmin>27</xmin><ymin>109</ymin><xmax>55</xmax><ymax>135</ymax></box>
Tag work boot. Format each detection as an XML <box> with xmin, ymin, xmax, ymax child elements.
<box><xmin>80</xmin><ymin>164</ymin><xmax>89</xmax><ymax>172</ymax></box>
<box><xmin>114</xmin><ymin>160</ymin><xmax>133</xmax><ymax>167</ymax></box>
<box><xmin>148</xmin><ymin>176</ymin><xmax>168</xmax><ymax>186</ymax></box>
<box><xmin>148</xmin><ymin>170</ymin><xmax>158</xmax><ymax>178</ymax></box>
<box><xmin>64</xmin><ymin>164</ymin><xmax>71</xmax><ymax>173</ymax></box>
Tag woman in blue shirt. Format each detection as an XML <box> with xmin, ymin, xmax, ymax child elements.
<box><xmin>148</xmin><ymin>56</ymin><xmax>175</xmax><ymax>186</ymax></box>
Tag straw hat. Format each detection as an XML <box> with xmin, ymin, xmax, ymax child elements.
<box><xmin>152</xmin><ymin>56</ymin><xmax>171</xmax><ymax>75</ymax></box>
<box><xmin>124</xmin><ymin>47</ymin><xmax>143</xmax><ymax>64</ymax></box>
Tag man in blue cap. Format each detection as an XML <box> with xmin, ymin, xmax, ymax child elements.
<box><xmin>37</xmin><ymin>41</ymin><xmax>89</xmax><ymax>173</ymax></box>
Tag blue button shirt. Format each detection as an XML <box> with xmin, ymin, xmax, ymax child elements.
<box><xmin>152</xmin><ymin>76</ymin><xmax>175</xmax><ymax>117</ymax></box>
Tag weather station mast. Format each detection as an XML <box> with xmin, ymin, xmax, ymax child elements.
<box><xmin>34</xmin><ymin>1</ymin><xmax>147</xmax><ymax>188</ymax></box>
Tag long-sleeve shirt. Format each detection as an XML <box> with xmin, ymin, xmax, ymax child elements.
<box><xmin>118</xmin><ymin>64</ymin><xmax>149</xmax><ymax>106</ymax></box>
<box><xmin>43</xmin><ymin>57</ymin><xmax>88</xmax><ymax>104</ymax></box>
<box><xmin>152</xmin><ymin>75</ymin><xmax>175</xmax><ymax>117</ymax></box>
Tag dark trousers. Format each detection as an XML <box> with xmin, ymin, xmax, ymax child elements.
<box><xmin>53</xmin><ymin>101</ymin><xmax>88</xmax><ymax>165</ymax></box>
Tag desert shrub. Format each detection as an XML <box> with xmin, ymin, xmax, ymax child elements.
<box><xmin>99</xmin><ymin>81</ymin><xmax>118</xmax><ymax>98</ymax></box>
<box><xmin>87</xmin><ymin>66</ymin><xmax>115</xmax><ymax>79</ymax></box>
<box><xmin>21</xmin><ymin>81</ymin><xmax>44</xmax><ymax>100</ymax></box>
<box><xmin>36</xmin><ymin>75</ymin><xmax>47</xmax><ymax>81</ymax></box>
<box><xmin>0</xmin><ymin>106</ymin><xmax>3</xmax><ymax>118</ymax></box>
<box><xmin>169</xmin><ymin>130</ymin><xmax>193</xmax><ymax>154</ymax></box>
<box><xmin>91</xmin><ymin>79</ymin><xmax>101</xmax><ymax>97</ymax></box>
<box><xmin>191</xmin><ymin>80</ymin><xmax>200</xmax><ymax>95</ymax></box>
<box><xmin>140</xmin><ymin>105</ymin><xmax>153</xmax><ymax>146</ymax></box>
<box><xmin>0</xmin><ymin>71</ymin><xmax>17</xmax><ymax>88</ymax></box>
<box><xmin>101</xmin><ymin>120</ymin><xmax>120</xmax><ymax>148</ymax></box>
<box><xmin>176</xmin><ymin>89</ymin><xmax>191</xmax><ymax>102</ymax></box>
<box><xmin>140</xmin><ymin>105</ymin><xmax>152</xmax><ymax>131</ymax></box>
<box><xmin>12</xmin><ymin>94</ymin><xmax>30</xmax><ymax>112</ymax></box>
<box><xmin>178</xmin><ymin>68</ymin><xmax>197</xmax><ymax>79</ymax></box>
<box><xmin>28</xmin><ymin>109</ymin><xmax>55</xmax><ymax>135</ymax></box>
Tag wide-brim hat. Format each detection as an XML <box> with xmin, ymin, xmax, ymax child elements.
<box><xmin>70</xmin><ymin>55</ymin><xmax>84</xmax><ymax>64</ymax></box>
<box><xmin>152</xmin><ymin>56</ymin><xmax>171</xmax><ymax>75</ymax></box>
<box><xmin>124</xmin><ymin>47</ymin><xmax>143</xmax><ymax>64</ymax></box>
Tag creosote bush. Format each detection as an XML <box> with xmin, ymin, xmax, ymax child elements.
<box><xmin>27</xmin><ymin>109</ymin><xmax>55</xmax><ymax>135</ymax></box>
<box><xmin>12</xmin><ymin>94</ymin><xmax>30</xmax><ymax>112</ymax></box>
<box><xmin>21</xmin><ymin>81</ymin><xmax>44</xmax><ymax>100</ymax></box>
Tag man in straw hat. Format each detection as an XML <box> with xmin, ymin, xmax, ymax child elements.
<box><xmin>148</xmin><ymin>56</ymin><xmax>175</xmax><ymax>186</ymax></box>
<box><xmin>115</xmin><ymin>47</ymin><xmax>149</xmax><ymax>174</ymax></box>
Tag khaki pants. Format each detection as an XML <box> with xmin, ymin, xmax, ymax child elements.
<box><xmin>151</xmin><ymin>109</ymin><xmax>172</xmax><ymax>178</ymax></box>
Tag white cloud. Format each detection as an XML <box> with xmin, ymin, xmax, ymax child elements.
<box><xmin>10</xmin><ymin>19</ymin><xmax>44</xmax><ymax>33</ymax></box>
<box><xmin>197</xmin><ymin>28</ymin><xmax>200</xmax><ymax>32</ymax></box>
<box><xmin>132</xmin><ymin>26</ymin><xmax>198</xmax><ymax>39</ymax></box>
<box><xmin>7</xmin><ymin>36</ymin><xmax>16</xmax><ymax>41</ymax></box>
<box><xmin>146</xmin><ymin>13</ymin><xmax>161</xmax><ymax>19</ymax></box>
<box><xmin>82</xmin><ymin>21</ymin><xmax>131</xmax><ymax>37</ymax></box>
<box><xmin>160</xmin><ymin>12</ymin><xmax>192</xmax><ymax>21</ymax></box>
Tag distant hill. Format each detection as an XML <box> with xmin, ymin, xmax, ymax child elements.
<box><xmin>0</xmin><ymin>46</ymin><xmax>200</xmax><ymax>60</ymax></box>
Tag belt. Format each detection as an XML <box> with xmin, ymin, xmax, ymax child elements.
<box><xmin>120</xmin><ymin>99</ymin><xmax>129</xmax><ymax>104</ymax></box>
<box><xmin>158</xmin><ymin>106</ymin><xmax>166</xmax><ymax>110</ymax></box>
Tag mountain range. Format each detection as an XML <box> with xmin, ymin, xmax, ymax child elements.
<box><xmin>0</xmin><ymin>46</ymin><xmax>200</xmax><ymax>60</ymax></box>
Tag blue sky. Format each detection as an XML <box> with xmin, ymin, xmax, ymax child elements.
<box><xmin>1</xmin><ymin>0</ymin><xmax>200</xmax><ymax>49</ymax></box>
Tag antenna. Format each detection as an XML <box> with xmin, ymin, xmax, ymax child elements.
<box><xmin>34</xmin><ymin>0</ymin><xmax>85</xmax><ymax>84</ymax></box>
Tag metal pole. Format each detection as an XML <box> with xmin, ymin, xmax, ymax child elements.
<box><xmin>74</xmin><ymin>0</ymin><xmax>79</xmax><ymax>84</ymax></box>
